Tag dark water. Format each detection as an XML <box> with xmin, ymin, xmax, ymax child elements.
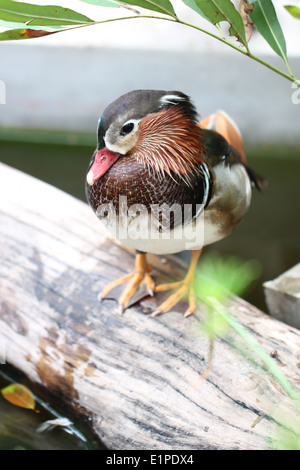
<box><xmin>0</xmin><ymin>365</ymin><xmax>103</xmax><ymax>450</ymax></box>
<box><xmin>1</xmin><ymin>138</ymin><xmax>300</xmax><ymax>313</ymax></box>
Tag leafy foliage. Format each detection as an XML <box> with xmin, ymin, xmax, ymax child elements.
<box><xmin>249</xmin><ymin>0</ymin><xmax>288</xmax><ymax>63</ymax></box>
<box><xmin>181</xmin><ymin>0</ymin><xmax>248</xmax><ymax>48</ymax></box>
<box><xmin>0</xmin><ymin>0</ymin><xmax>93</xmax><ymax>26</ymax></box>
<box><xmin>116</xmin><ymin>0</ymin><xmax>177</xmax><ymax>16</ymax></box>
<box><xmin>0</xmin><ymin>0</ymin><xmax>298</xmax><ymax>82</ymax></box>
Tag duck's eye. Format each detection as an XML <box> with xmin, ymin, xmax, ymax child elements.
<box><xmin>121</xmin><ymin>122</ymin><xmax>134</xmax><ymax>135</ymax></box>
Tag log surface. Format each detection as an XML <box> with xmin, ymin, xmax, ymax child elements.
<box><xmin>1</xmin><ymin>162</ymin><xmax>300</xmax><ymax>450</ymax></box>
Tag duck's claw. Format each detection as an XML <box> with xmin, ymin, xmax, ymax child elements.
<box><xmin>99</xmin><ymin>253</ymin><xmax>155</xmax><ymax>314</ymax></box>
<box><xmin>98</xmin><ymin>272</ymin><xmax>134</xmax><ymax>301</ymax></box>
<box><xmin>151</xmin><ymin>249</ymin><xmax>202</xmax><ymax>317</ymax></box>
<box><xmin>152</xmin><ymin>281</ymin><xmax>197</xmax><ymax>317</ymax></box>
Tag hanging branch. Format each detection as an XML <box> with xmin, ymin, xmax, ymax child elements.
<box><xmin>0</xmin><ymin>0</ymin><xmax>299</xmax><ymax>84</ymax></box>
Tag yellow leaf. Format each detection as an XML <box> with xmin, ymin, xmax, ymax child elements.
<box><xmin>1</xmin><ymin>383</ymin><xmax>36</xmax><ymax>410</ymax></box>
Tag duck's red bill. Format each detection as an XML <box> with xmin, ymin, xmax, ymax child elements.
<box><xmin>86</xmin><ymin>148</ymin><xmax>120</xmax><ymax>186</ymax></box>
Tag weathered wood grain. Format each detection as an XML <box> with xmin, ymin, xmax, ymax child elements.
<box><xmin>0</xmin><ymin>162</ymin><xmax>300</xmax><ymax>450</ymax></box>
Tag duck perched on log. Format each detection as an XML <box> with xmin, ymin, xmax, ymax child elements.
<box><xmin>86</xmin><ymin>90</ymin><xmax>263</xmax><ymax>317</ymax></box>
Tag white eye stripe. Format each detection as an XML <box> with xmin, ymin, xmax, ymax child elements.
<box><xmin>160</xmin><ymin>94</ymin><xmax>186</xmax><ymax>105</ymax></box>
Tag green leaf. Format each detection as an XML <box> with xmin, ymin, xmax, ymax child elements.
<box><xmin>284</xmin><ymin>5</ymin><xmax>300</xmax><ymax>20</ymax></box>
<box><xmin>0</xmin><ymin>0</ymin><xmax>94</xmax><ymax>26</ymax></box>
<box><xmin>80</xmin><ymin>0</ymin><xmax>126</xmax><ymax>7</ymax></box>
<box><xmin>181</xmin><ymin>0</ymin><xmax>210</xmax><ymax>20</ymax></box>
<box><xmin>181</xmin><ymin>0</ymin><xmax>248</xmax><ymax>47</ymax></box>
<box><xmin>249</xmin><ymin>0</ymin><xmax>287</xmax><ymax>60</ymax></box>
<box><xmin>116</xmin><ymin>0</ymin><xmax>177</xmax><ymax>17</ymax></box>
<box><xmin>0</xmin><ymin>19</ymin><xmax>64</xmax><ymax>31</ymax></box>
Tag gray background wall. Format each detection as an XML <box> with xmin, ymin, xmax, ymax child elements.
<box><xmin>0</xmin><ymin>0</ymin><xmax>299</xmax><ymax>146</ymax></box>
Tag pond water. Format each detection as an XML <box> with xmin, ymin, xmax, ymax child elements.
<box><xmin>0</xmin><ymin>365</ymin><xmax>104</xmax><ymax>450</ymax></box>
<box><xmin>1</xmin><ymin>137</ymin><xmax>299</xmax><ymax>312</ymax></box>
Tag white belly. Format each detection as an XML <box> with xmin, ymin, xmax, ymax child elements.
<box><xmin>100</xmin><ymin>163</ymin><xmax>252</xmax><ymax>255</ymax></box>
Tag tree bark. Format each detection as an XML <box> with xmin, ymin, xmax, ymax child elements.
<box><xmin>0</xmin><ymin>162</ymin><xmax>300</xmax><ymax>450</ymax></box>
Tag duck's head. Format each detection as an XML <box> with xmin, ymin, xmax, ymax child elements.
<box><xmin>86</xmin><ymin>89</ymin><xmax>204</xmax><ymax>186</ymax></box>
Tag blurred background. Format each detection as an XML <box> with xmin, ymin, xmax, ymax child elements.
<box><xmin>0</xmin><ymin>0</ymin><xmax>299</xmax><ymax>311</ymax></box>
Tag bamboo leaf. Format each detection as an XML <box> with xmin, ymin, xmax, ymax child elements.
<box><xmin>181</xmin><ymin>0</ymin><xmax>210</xmax><ymax>20</ymax></box>
<box><xmin>80</xmin><ymin>0</ymin><xmax>130</xmax><ymax>7</ymax></box>
<box><xmin>284</xmin><ymin>5</ymin><xmax>300</xmax><ymax>20</ymax></box>
<box><xmin>249</xmin><ymin>0</ymin><xmax>288</xmax><ymax>60</ymax></box>
<box><xmin>80</xmin><ymin>0</ymin><xmax>142</xmax><ymax>14</ymax></box>
<box><xmin>1</xmin><ymin>383</ymin><xmax>36</xmax><ymax>410</ymax></box>
<box><xmin>82</xmin><ymin>0</ymin><xmax>178</xmax><ymax>17</ymax></box>
<box><xmin>0</xmin><ymin>19</ymin><xmax>65</xmax><ymax>31</ymax></box>
<box><xmin>116</xmin><ymin>0</ymin><xmax>177</xmax><ymax>17</ymax></box>
<box><xmin>181</xmin><ymin>0</ymin><xmax>248</xmax><ymax>48</ymax></box>
<box><xmin>0</xmin><ymin>0</ymin><xmax>94</xmax><ymax>26</ymax></box>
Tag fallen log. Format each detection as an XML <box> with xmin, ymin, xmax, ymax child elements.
<box><xmin>0</xmin><ymin>162</ymin><xmax>300</xmax><ymax>450</ymax></box>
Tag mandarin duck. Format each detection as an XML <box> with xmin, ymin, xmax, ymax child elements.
<box><xmin>86</xmin><ymin>90</ymin><xmax>263</xmax><ymax>317</ymax></box>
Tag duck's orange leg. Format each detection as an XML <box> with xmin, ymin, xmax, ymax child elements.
<box><xmin>152</xmin><ymin>249</ymin><xmax>202</xmax><ymax>317</ymax></box>
<box><xmin>99</xmin><ymin>253</ymin><xmax>155</xmax><ymax>314</ymax></box>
